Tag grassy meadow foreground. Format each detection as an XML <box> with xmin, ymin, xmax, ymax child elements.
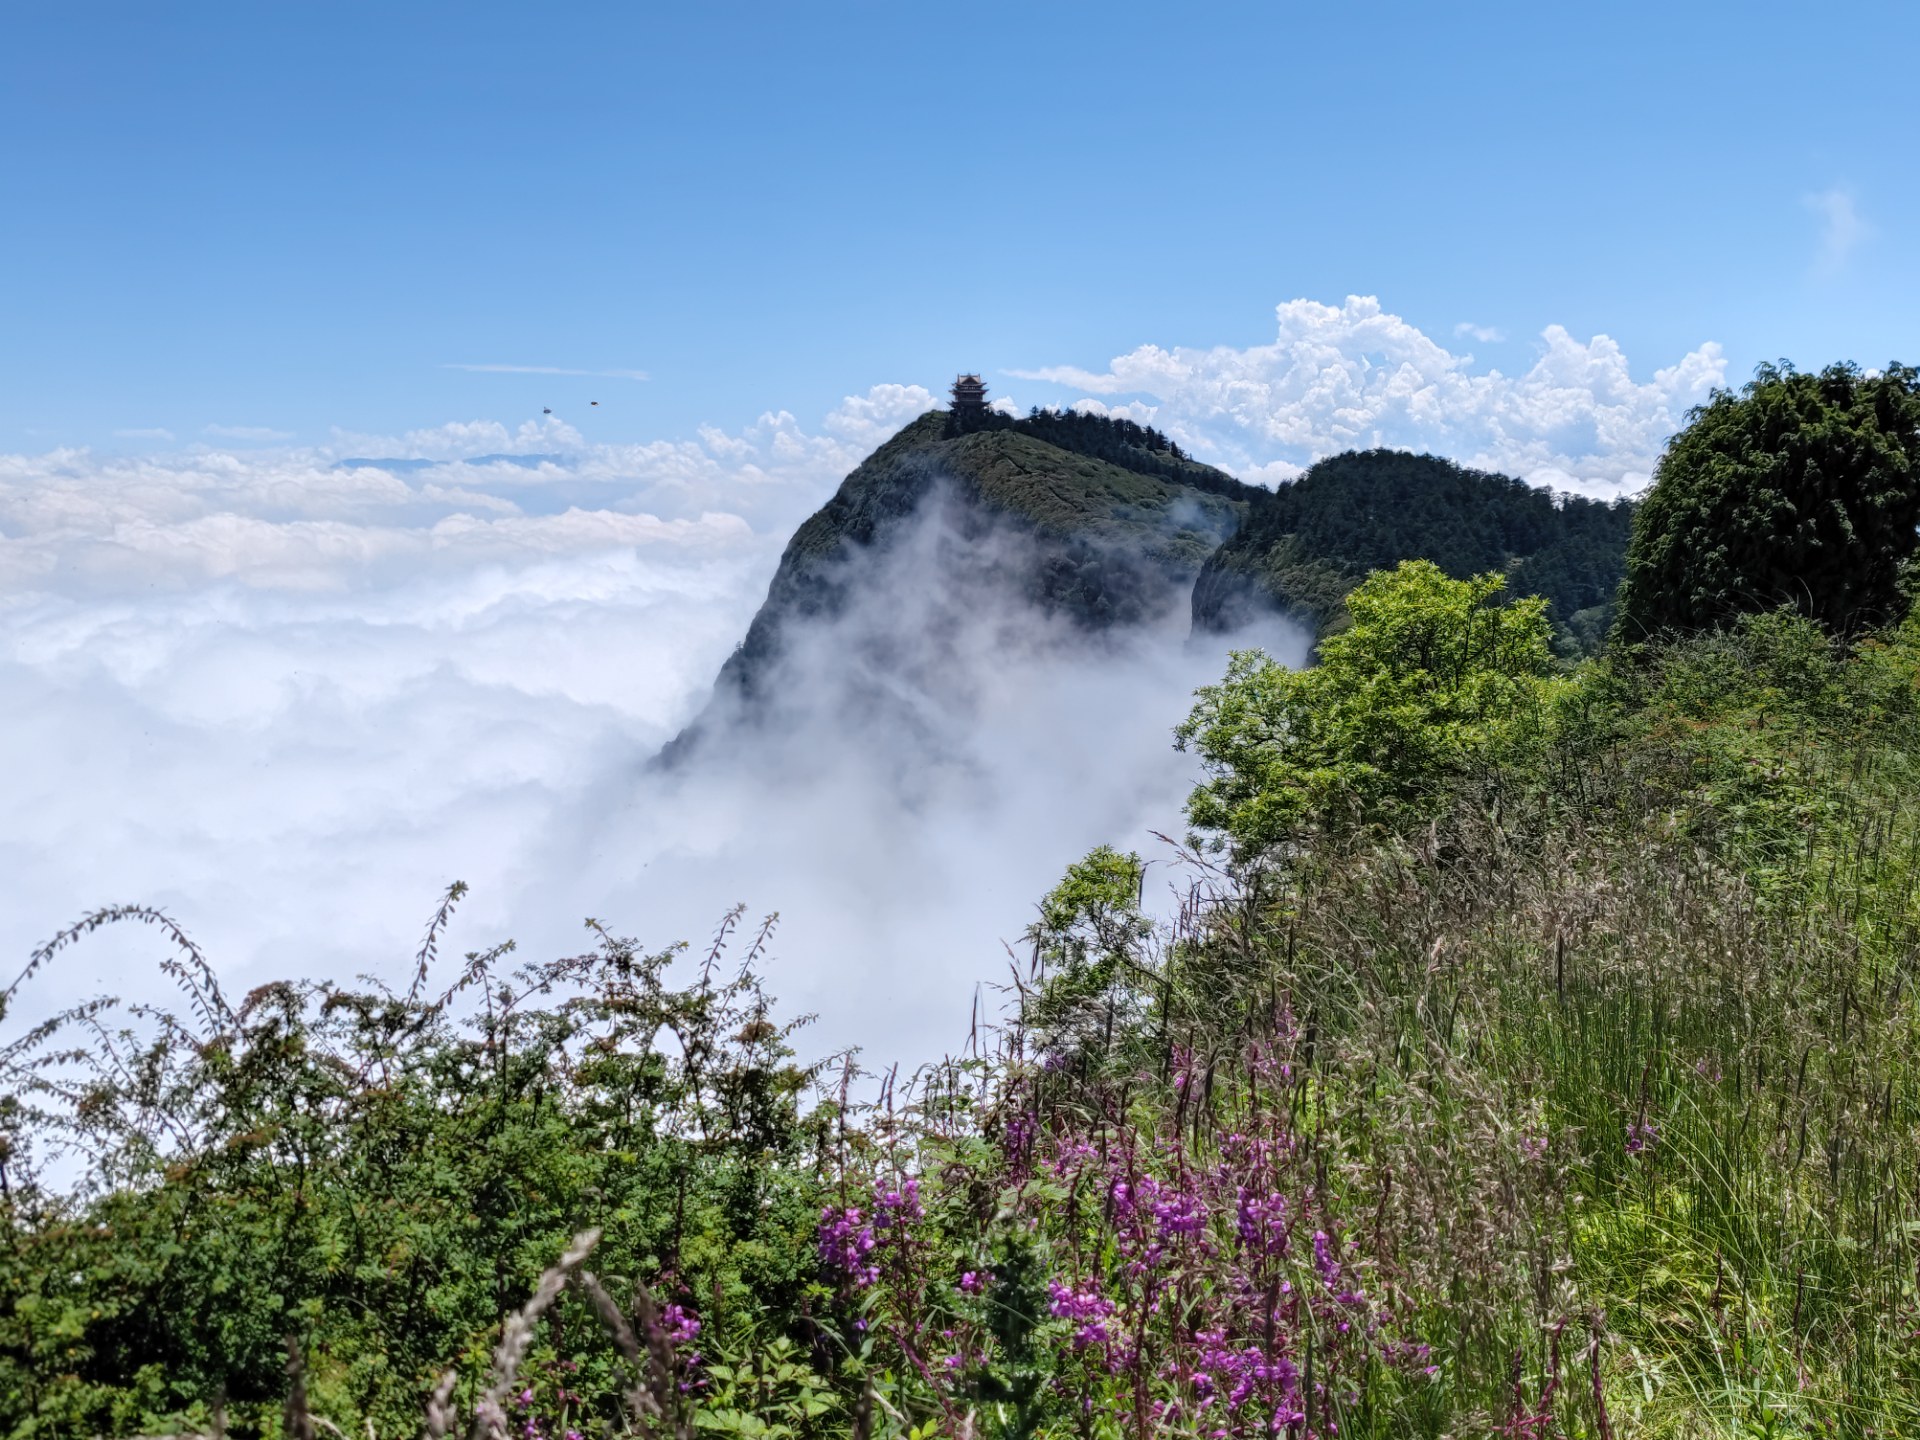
<box><xmin>4</xmin><ymin>364</ymin><xmax>1919</xmax><ymax>1438</ymax></box>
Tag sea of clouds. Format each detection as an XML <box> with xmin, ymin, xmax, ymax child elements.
<box><xmin>1</xmin><ymin>298</ymin><xmax>1725</xmax><ymax>1075</ymax></box>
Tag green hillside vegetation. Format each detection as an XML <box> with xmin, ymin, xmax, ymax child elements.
<box><xmin>779</xmin><ymin>411</ymin><xmax>1257</xmax><ymax>574</ymax></box>
<box><xmin>1192</xmin><ymin>449</ymin><xmax>1635</xmax><ymax>655</ymax></box>
<box><xmin>666</xmin><ymin>413</ymin><xmax>1633</xmax><ymax>766</ymax></box>
<box><xmin>6</xmin><ymin>363</ymin><xmax>1919</xmax><ymax>1438</ymax></box>
<box><xmin>936</xmin><ymin>427</ymin><xmax>1245</xmax><ymax>568</ymax></box>
<box><xmin>951</xmin><ymin>403</ymin><xmax>1261</xmax><ymax>507</ymax></box>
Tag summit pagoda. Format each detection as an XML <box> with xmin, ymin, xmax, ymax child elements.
<box><xmin>950</xmin><ymin>373</ymin><xmax>988</xmax><ymax>414</ymax></box>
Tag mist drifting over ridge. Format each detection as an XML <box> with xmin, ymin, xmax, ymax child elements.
<box><xmin>548</xmin><ymin>491</ymin><xmax>1310</xmax><ymax>1068</ymax></box>
<box><xmin>0</xmin><ymin>298</ymin><xmax>1723</xmax><ymax>1071</ymax></box>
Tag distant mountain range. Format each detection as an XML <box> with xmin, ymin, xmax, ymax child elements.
<box><xmin>661</xmin><ymin>407</ymin><xmax>1634</xmax><ymax>764</ymax></box>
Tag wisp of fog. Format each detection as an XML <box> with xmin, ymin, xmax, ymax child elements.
<box><xmin>539</xmin><ymin>488</ymin><xmax>1308</xmax><ymax>1069</ymax></box>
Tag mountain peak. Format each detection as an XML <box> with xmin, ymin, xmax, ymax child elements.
<box><xmin>657</xmin><ymin>409</ymin><xmax>1261</xmax><ymax>767</ymax></box>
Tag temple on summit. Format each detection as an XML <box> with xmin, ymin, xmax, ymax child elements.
<box><xmin>950</xmin><ymin>373</ymin><xmax>988</xmax><ymax>414</ymax></box>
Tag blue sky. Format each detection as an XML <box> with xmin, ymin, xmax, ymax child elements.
<box><xmin>3</xmin><ymin>0</ymin><xmax>1914</xmax><ymax>452</ymax></box>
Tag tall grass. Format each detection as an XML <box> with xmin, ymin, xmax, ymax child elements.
<box><xmin>1136</xmin><ymin>616</ymin><xmax>1920</xmax><ymax>1435</ymax></box>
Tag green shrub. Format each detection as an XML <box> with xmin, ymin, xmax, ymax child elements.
<box><xmin>1176</xmin><ymin>559</ymin><xmax>1565</xmax><ymax>858</ymax></box>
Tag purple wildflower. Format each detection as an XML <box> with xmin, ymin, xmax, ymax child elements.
<box><xmin>1235</xmin><ymin>1187</ymin><xmax>1290</xmax><ymax>1255</ymax></box>
<box><xmin>1048</xmin><ymin>1279</ymin><xmax>1118</xmax><ymax>1349</ymax></box>
<box><xmin>1153</xmin><ymin>1186</ymin><xmax>1207</xmax><ymax>1239</ymax></box>
<box><xmin>818</xmin><ymin>1204</ymin><xmax>879</xmax><ymax>1286</ymax></box>
<box><xmin>875</xmin><ymin>1174</ymin><xmax>923</xmax><ymax>1226</ymax></box>
<box><xmin>659</xmin><ymin>1303</ymin><xmax>702</xmax><ymax>1346</ymax></box>
<box><xmin>1313</xmin><ymin>1229</ymin><xmax>1341</xmax><ymax>1288</ymax></box>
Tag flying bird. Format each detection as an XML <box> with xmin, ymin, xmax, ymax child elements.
<box><xmin>543</xmin><ymin>407</ymin><xmax>552</xmax><ymax>414</ymax></box>
<box><xmin>591</xmin><ymin>400</ymin><xmax>600</xmax><ymax>406</ymax></box>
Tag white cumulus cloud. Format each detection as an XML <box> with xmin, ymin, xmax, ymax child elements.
<box><xmin>0</xmin><ymin>386</ymin><xmax>943</xmax><ymax>1014</ymax></box>
<box><xmin>1012</xmin><ymin>295</ymin><xmax>1725</xmax><ymax>496</ymax></box>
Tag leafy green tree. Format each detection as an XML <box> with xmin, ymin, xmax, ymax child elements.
<box><xmin>1616</xmin><ymin>361</ymin><xmax>1920</xmax><ymax>639</ymax></box>
<box><xmin>1021</xmin><ymin>848</ymin><xmax>1149</xmax><ymax>1050</ymax></box>
<box><xmin>1176</xmin><ymin>560</ymin><xmax>1565</xmax><ymax>858</ymax></box>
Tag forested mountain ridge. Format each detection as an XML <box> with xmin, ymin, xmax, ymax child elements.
<box><xmin>1192</xmin><ymin>448</ymin><xmax>1635</xmax><ymax>654</ymax></box>
<box><xmin>663</xmin><ymin>417</ymin><xmax>1641</xmax><ymax>765</ymax></box>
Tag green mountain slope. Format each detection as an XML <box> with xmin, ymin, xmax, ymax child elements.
<box><xmin>1192</xmin><ymin>448</ymin><xmax>1635</xmax><ymax>654</ymax></box>
<box><xmin>659</xmin><ymin>409</ymin><xmax>1261</xmax><ymax>762</ymax></box>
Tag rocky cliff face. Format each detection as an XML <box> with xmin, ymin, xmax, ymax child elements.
<box><xmin>659</xmin><ymin>409</ymin><xmax>1259</xmax><ymax>765</ymax></box>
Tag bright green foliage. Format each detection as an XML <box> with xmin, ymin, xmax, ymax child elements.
<box><xmin>1616</xmin><ymin>361</ymin><xmax>1920</xmax><ymax>639</ymax></box>
<box><xmin>693</xmin><ymin>1338</ymin><xmax>839</xmax><ymax>1439</ymax></box>
<box><xmin>1176</xmin><ymin>559</ymin><xmax>1565</xmax><ymax>856</ymax></box>
<box><xmin>1574</xmin><ymin>608</ymin><xmax>1920</xmax><ymax>886</ymax></box>
<box><xmin>1022</xmin><ymin>847</ymin><xmax>1148</xmax><ymax>1048</ymax></box>
<box><xmin>1032</xmin><ymin>845</ymin><xmax>1142</xmax><ymax>937</ymax></box>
